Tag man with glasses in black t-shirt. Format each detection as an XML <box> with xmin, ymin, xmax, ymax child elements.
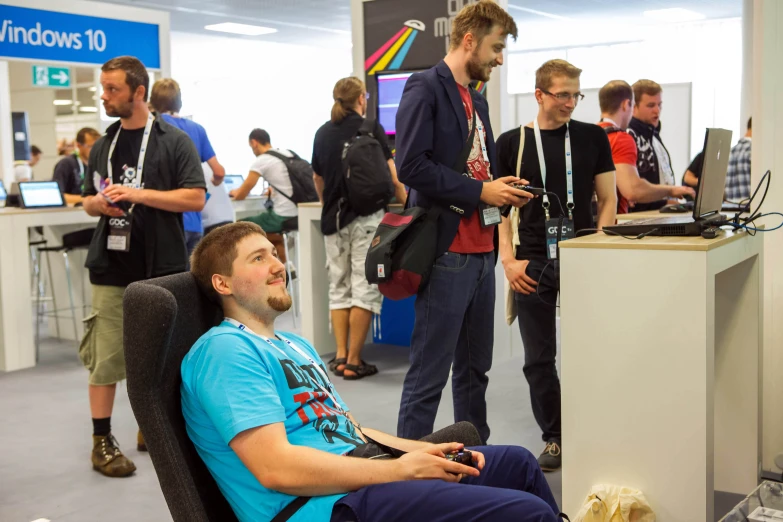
<box><xmin>496</xmin><ymin>59</ymin><xmax>617</xmax><ymax>471</ymax></box>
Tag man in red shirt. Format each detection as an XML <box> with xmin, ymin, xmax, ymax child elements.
<box><xmin>597</xmin><ymin>80</ymin><xmax>694</xmax><ymax>213</ymax></box>
<box><xmin>395</xmin><ymin>2</ymin><xmax>529</xmax><ymax>445</ymax></box>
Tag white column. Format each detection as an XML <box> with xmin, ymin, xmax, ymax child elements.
<box><xmin>739</xmin><ymin>0</ymin><xmax>753</xmax><ymax>132</ymax></box>
<box><xmin>0</xmin><ymin>61</ymin><xmax>14</xmax><ymax>188</ymax></box>
<box><xmin>753</xmin><ymin>0</ymin><xmax>783</xmax><ymax>476</ymax></box>
<box><xmin>351</xmin><ymin>0</ymin><xmax>371</xmax><ymax>81</ymax></box>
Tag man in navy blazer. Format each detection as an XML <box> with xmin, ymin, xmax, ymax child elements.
<box><xmin>394</xmin><ymin>1</ymin><xmax>531</xmax><ymax>444</ymax></box>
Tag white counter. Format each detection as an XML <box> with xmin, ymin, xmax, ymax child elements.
<box><xmin>0</xmin><ymin>197</ymin><xmax>269</xmax><ymax>372</ymax></box>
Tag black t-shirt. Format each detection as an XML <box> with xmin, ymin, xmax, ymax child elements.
<box><xmin>496</xmin><ymin>120</ymin><xmax>615</xmax><ymax>260</ymax></box>
<box><xmin>311</xmin><ymin>111</ymin><xmax>393</xmax><ymax>235</ymax></box>
<box><xmin>688</xmin><ymin>152</ymin><xmax>704</xmax><ymax>180</ymax></box>
<box><xmin>90</xmin><ymin>127</ymin><xmax>147</xmax><ymax>287</ymax></box>
<box><xmin>52</xmin><ymin>155</ymin><xmax>85</xmax><ymax>195</ymax></box>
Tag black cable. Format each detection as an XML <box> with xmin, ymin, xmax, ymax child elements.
<box><xmin>741</xmin><ymin>169</ymin><xmax>771</xmax><ymax>225</ymax></box>
<box><xmin>575</xmin><ymin>227</ymin><xmax>661</xmax><ymax>240</ymax></box>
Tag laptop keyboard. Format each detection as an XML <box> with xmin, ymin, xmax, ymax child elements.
<box><xmin>616</xmin><ymin>216</ymin><xmax>695</xmax><ymax>226</ymax></box>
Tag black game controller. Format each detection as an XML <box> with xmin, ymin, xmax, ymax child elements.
<box><xmin>445</xmin><ymin>450</ymin><xmax>474</xmax><ymax>466</ymax></box>
<box><xmin>510</xmin><ymin>184</ymin><xmax>545</xmax><ymax>196</ymax></box>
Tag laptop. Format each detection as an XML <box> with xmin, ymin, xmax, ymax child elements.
<box><xmin>605</xmin><ymin>128</ymin><xmax>732</xmax><ymax>237</ymax></box>
<box><xmin>0</xmin><ymin>180</ymin><xmax>6</xmax><ymax>208</ymax></box>
<box><xmin>18</xmin><ymin>181</ymin><xmax>66</xmax><ymax>209</ymax></box>
<box><xmin>223</xmin><ymin>175</ymin><xmax>244</xmax><ymax>194</ymax></box>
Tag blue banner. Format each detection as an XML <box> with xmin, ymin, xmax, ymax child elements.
<box><xmin>0</xmin><ymin>5</ymin><xmax>160</xmax><ymax>69</ymax></box>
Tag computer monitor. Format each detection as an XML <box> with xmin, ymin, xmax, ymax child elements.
<box><xmin>693</xmin><ymin>128</ymin><xmax>732</xmax><ymax>219</ymax></box>
<box><xmin>18</xmin><ymin>181</ymin><xmax>65</xmax><ymax>209</ymax></box>
<box><xmin>223</xmin><ymin>175</ymin><xmax>244</xmax><ymax>194</ymax></box>
<box><xmin>0</xmin><ymin>180</ymin><xmax>6</xmax><ymax>208</ymax></box>
<box><xmin>376</xmin><ymin>71</ymin><xmax>418</xmax><ymax>136</ymax></box>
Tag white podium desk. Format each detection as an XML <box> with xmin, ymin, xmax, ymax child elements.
<box><xmin>559</xmin><ymin>229</ymin><xmax>764</xmax><ymax>521</ymax></box>
<box><xmin>0</xmin><ymin>197</ymin><xmax>268</xmax><ymax>372</ymax></box>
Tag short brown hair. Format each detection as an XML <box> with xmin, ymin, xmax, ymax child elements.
<box><xmin>150</xmin><ymin>78</ymin><xmax>182</xmax><ymax>114</ymax></box>
<box><xmin>331</xmin><ymin>77</ymin><xmax>364</xmax><ymax>124</ymax></box>
<box><xmin>632</xmin><ymin>80</ymin><xmax>662</xmax><ymax>106</ymax></box>
<box><xmin>535</xmin><ymin>59</ymin><xmax>582</xmax><ymax>91</ymax></box>
<box><xmin>191</xmin><ymin>222</ymin><xmax>268</xmax><ymax>302</ymax></box>
<box><xmin>102</xmin><ymin>56</ymin><xmax>150</xmax><ymax>101</ymax></box>
<box><xmin>76</xmin><ymin>127</ymin><xmax>100</xmax><ymax>145</ymax></box>
<box><xmin>449</xmin><ymin>0</ymin><xmax>518</xmax><ymax>51</ymax></box>
<box><xmin>599</xmin><ymin>80</ymin><xmax>633</xmax><ymax>113</ymax></box>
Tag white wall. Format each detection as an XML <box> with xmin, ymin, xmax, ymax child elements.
<box><xmin>506</xmin><ymin>18</ymin><xmax>742</xmax><ymax>163</ymax></box>
<box><xmin>170</xmin><ymin>32</ymin><xmax>353</xmax><ymax>175</ymax></box>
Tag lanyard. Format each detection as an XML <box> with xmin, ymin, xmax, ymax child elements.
<box><xmin>475</xmin><ymin>114</ymin><xmax>490</xmax><ymax>164</ymax></box>
<box><xmin>223</xmin><ymin>318</ymin><xmax>346</xmax><ymax>415</ymax></box>
<box><xmin>107</xmin><ymin>112</ymin><xmax>154</xmax><ymax>191</ymax></box>
<box><xmin>77</xmin><ymin>156</ymin><xmax>85</xmax><ymax>179</ymax></box>
<box><xmin>533</xmin><ymin>118</ymin><xmax>574</xmax><ymax>220</ymax></box>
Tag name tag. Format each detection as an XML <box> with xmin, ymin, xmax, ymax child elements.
<box><xmin>479</xmin><ymin>203</ymin><xmax>501</xmax><ymax>227</ymax></box>
<box><xmin>107</xmin><ymin>214</ymin><xmax>133</xmax><ymax>252</ymax></box>
<box><xmin>545</xmin><ymin>217</ymin><xmax>574</xmax><ymax>260</ymax></box>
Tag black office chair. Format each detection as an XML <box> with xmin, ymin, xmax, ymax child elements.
<box><xmin>123</xmin><ymin>272</ymin><xmax>481</xmax><ymax>522</ymax></box>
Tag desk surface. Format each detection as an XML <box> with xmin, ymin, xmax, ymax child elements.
<box><xmin>561</xmin><ymin>228</ymin><xmax>750</xmax><ymax>252</ymax></box>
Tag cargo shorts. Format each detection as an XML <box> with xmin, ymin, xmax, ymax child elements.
<box><xmin>324</xmin><ymin>210</ymin><xmax>384</xmax><ymax>315</ymax></box>
<box><xmin>79</xmin><ymin>285</ymin><xmax>127</xmax><ymax>386</ymax></box>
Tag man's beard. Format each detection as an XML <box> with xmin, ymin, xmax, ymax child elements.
<box><xmin>466</xmin><ymin>50</ymin><xmax>493</xmax><ymax>83</ymax></box>
<box><xmin>105</xmin><ymin>95</ymin><xmax>134</xmax><ymax>118</ymax></box>
<box><xmin>268</xmin><ymin>295</ymin><xmax>292</xmax><ymax>312</ymax></box>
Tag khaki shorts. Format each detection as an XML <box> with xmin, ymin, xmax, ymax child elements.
<box><xmin>79</xmin><ymin>285</ymin><xmax>126</xmax><ymax>386</ymax></box>
<box><xmin>324</xmin><ymin>211</ymin><xmax>384</xmax><ymax>314</ymax></box>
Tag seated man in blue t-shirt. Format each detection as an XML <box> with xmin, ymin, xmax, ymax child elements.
<box><xmin>182</xmin><ymin>221</ymin><xmax>561</xmax><ymax>522</ymax></box>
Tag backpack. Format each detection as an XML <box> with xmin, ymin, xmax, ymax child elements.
<box><xmin>263</xmin><ymin>150</ymin><xmax>319</xmax><ymax>204</ymax></box>
<box><xmin>340</xmin><ymin>119</ymin><xmax>395</xmax><ymax>216</ymax></box>
<box><xmin>365</xmin><ymin>102</ymin><xmax>477</xmax><ymax>300</ymax></box>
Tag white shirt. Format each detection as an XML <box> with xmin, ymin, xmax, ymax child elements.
<box><xmin>201</xmin><ymin>162</ymin><xmax>235</xmax><ymax>228</ymax></box>
<box><xmin>13</xmin><ymin>162</ymin><xmax>32</xmax><ymax>182</ymax></box>
<box><xmin>652</xmin><ymin>136</ymin><xmax>674</xmax><ymax>186</ymax></box>
<box><xmin>249</xmin><ymin>149</ymin><xmax>297</xmax><ymax>217</ymax></box>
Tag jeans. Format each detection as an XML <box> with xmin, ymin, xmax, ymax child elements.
<box><xmin>397</xmin><ymin>251</ymin><xmax>495</xmax><ymax>443</ymax></box>
<box><xmin>514</xmin><ymin>259</ymin><xmax>560</xmax><ymax>444</ymax></box>
<box><xmin>185</xmin><ymin>231</ymin><xmax>202</xmax><ymax>270</ymax></box>
<box><xmin>331</xmin><ymin>445</ymin><xmax>560</xmax><ymax>522</ymax></box>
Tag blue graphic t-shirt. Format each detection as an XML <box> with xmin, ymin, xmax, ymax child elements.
<box><xmin>162</xmin><ymin>114</ymin><xmax>216</xmax><ymax>234</ymax></box>
<box><xmin>181</xmin><ymin>322</ymin><xmax>363</xmax><ymax>522</ymax></box>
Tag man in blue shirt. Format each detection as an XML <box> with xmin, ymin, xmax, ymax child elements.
<box><xmin>182</xmin><ymin>221</ymin><xmax>561</xmax><ymax>522</ymax></box>
<box><xmin>151</xmin><ymin>78</ymin><xmax>228</xmax><ymax>257</ymax></box>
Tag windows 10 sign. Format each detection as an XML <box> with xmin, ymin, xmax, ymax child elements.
<box><xmin>0</xmin><ymin>4</ymin><xmax>160</xmax><ymax>69</ymax></box>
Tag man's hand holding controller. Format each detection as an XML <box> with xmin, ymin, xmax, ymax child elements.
<box><xmin>480</xmin><ymin>176</ymin><xmax>537</xmax><ymax>208</ymax></box>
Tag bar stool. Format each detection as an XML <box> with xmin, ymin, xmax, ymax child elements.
<box><xmin>34</xmin><ymin>228</ymin><xmax>95</xmax><ymax>359</ymax></box>
<box><xmin>281</xmin><ymin>217</ymin><xmax>300</xmax><ymax>328</ymax></box>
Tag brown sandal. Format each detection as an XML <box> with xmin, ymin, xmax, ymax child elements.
<box><xmin>343</xmin><ymin>361</ymin><xmax>378</xmax><ymax>380</ymax></box>
<box><xmin>328</xmin><ymin>357</ymin><xmax>347</xmax><ymax>376</ymax></box>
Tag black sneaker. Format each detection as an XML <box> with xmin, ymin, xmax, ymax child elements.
<box><xmin>538</xmin><ymin>441</ymin><xmax>561</xmax><ymax>471</ymax></box>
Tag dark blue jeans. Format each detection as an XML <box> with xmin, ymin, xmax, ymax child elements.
<box><xmin>331</xmin><ymin>445</ymin><xmax>560</xmax><ymax>522</ymax></box>
<box><xmin>397</xmin><ymin>251</ymin><xmax>495</xmax><ymax>443</ymax></box>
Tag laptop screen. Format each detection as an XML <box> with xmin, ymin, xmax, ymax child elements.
<box><xmin>19</xmin><ymin>181</ymin><xmax>65</xmax><ymax>209</ymax></box>
<box><xmin>694</xmin><ymin>128</ymin><xmax>732</xmax><ymax>219</ymax></box>
<box><xmin>223</xmin><ymin>175</ymin><xmax>244</xmax><ymax>193</ymax></box>
<box><xmin>0</xmin><ymin>180</ymin><xmax>6</xmax><ymax>201</ymax></box>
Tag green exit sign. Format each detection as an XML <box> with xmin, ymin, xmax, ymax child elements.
<box><xmin>32</xmin><ymin>65</ymin><xmax>71</xmax><ymax>88</ymax></box>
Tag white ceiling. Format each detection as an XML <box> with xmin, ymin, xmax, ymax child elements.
<box><xmin>96</xmin><ymin>0</ymin><xmax>741</xmax><ymax>48</ymax></box>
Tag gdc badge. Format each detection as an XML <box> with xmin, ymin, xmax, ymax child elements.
<box><xmin>545</xmin><ymin>218</ymin><xmax>575</xmax><ymax>260</ymax></box>
<box><xmin>107</xmin><ymin>214</ymin><xmax>133</xmax><ymax>252</ymax></box>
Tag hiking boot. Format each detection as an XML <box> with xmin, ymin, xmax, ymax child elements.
<box><xmin>538</xmin><ymin>441</ymin><xmax>561</xmax><ymax>472</ymax></box>
<box><xmin>137</xmin><ymin>430</ymin><xmax>147</xmax><ymax>452</ymax></box>
<box><xmin>92</xmin><ymin>433</ymin><xmax>136</xmax><ymax>477</ymax></box>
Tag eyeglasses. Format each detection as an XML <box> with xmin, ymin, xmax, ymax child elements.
<box><xmin>540</xmin><ymin>89</ymin><xmax>585</xmax><ymax>104</ymax></box>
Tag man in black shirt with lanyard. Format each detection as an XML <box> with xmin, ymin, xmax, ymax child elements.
<box><xmin>52</xmin><ymin>127</ymin><xmax>100</xmax><ymax>206</ymax></box>
<box><xmin>496</xmin><ymin>59</ymin><xmax>616</xmax><ymax>471</ymax></box>
<box><xmin>80</xmin><ymin>56</ymin><xmax>205</xmax><ymax>477</ymax></box>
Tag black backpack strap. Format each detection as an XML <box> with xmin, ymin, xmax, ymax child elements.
<box><xmin>271</xmin><ymin>496</ymin><xmax>310</xmax><ymax>522</ymax></box>
<box><xmin>453</xmin><ymin>101</ymin><xmax>477</xmax><ymax>174</ymax></box>
<box><xmin>263</xmin><ymin>150</ymin><xmax>295</xmax><ymax>202</ymax></box>
<box><xmin>358</xmin><ymin>118</ymin><xmax>377</xmax><ymax>137</ymax></box>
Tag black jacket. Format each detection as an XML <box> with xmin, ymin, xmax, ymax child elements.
<box><xmin>627</xmin><ymin>117</ymin><xmax>673</xmax><ymax>212</ymax></box>
<box><xmin>82</xmin><ymin>115</ymin><xmax>206</xmax><ymax>280</ymax></box>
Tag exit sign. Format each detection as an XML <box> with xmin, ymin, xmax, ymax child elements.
<box><xmin>32</xmin><ymin>65</ymin><xmax>71</xmax><ymax>88</ymax></box>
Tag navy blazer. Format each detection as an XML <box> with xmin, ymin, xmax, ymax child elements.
<box><xmin>395</xmin><ymin>60</ymin><xmax>497</xmax><ymax>257</ymax></box>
